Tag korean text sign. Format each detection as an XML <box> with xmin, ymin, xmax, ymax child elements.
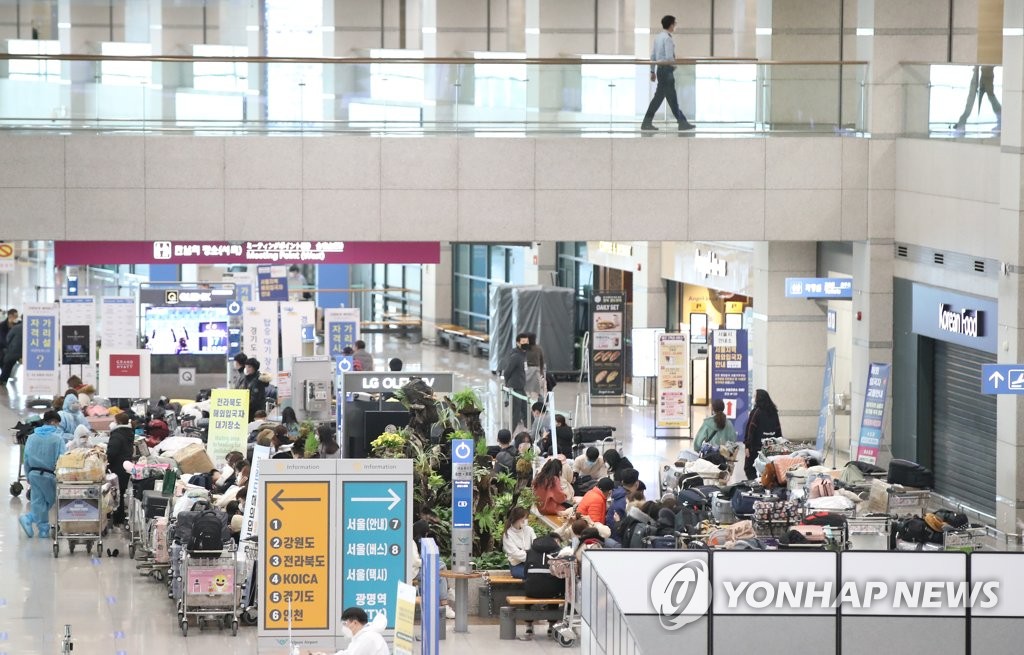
<box><xmin>855</xmin><ymin>363</ymin><xmax>891</xmax><ymax>465</ymax></box>
<box><xmin>207</xmin><ymin>389</ymin><xmax>250</xmax><ymax>464</ymax></box>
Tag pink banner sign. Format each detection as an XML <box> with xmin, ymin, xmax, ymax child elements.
<box><xmin>54</xmin><ymin>241</ymin><xmax>440</xmax><ymax>267</ymax></box>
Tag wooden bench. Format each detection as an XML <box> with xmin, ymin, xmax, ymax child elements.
<box><xmin>479</xmin><ymin>573</ymin><xmax>526</xmax><ymax>617</ymax></box>
<box><xmin>531</xmin><ymin>506</ymin><xmax>568</xmax><ymax>531</ymax></box>
<box><xmin>434</xmin><ymin>323</ymin><xmax>465</xmax><ymax>349</ymax></box>
<box><xmin>463</xmin><ymin>330</ymin><xmax>491</xmax><ymax>357</ymax></box>
<box><xmin>499</xmin><ymin>596</ymin><xmax>567</xmax><ymax>639</ymax></box>
<box><xmin>360</xmin><ymin>319</ymin><xmax>423</xmax><ymax>342</ymax></box>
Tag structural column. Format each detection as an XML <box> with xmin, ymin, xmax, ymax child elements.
<box><xmin>751</xmin><ymin>242</ymin><xmax>826</xmax><ymax>441</ymax></box>
<box><xmin>994</xmin><ymin>0</ymin><xmax>1024</xmax><ymax>533</ymax></box>
<box><xmin>422</xmin><ymin>243</ymin><xmax>454</xmax><ymax>342</ymax></box>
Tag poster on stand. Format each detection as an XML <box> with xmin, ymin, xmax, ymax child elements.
<box><xmin>855</xmin><ymin>362</ymin><xmax>891</xmax><ymax>465</ymax></box>
<box><xmin>242</xmin><ymin>301</ymin><xmax>279</xmax><ymax>379</ymax></box>
<box><xmin>710</xmin><ymin>329</ymin><xmax>750</xmax><ymax>439</ymax></box>
<box><xmin>280</xmin><ymin>301</ymin><xmax>315</xmax><ymax>362</ymax></box>
<box><xmin>324</xmin><ymin>308</ymin><xmax>361</xmax><ymax>360</ymax></box>
<box><xmin>21</xmin><ymin>303</ymin><xmax>60</xmax><ymax>396</ymax></box>
<box><xmin>207</xmin><ymin>388</ymin><xmax>250</xmax><ymax>465</ymax></box>
<box><xmin>590</xmin><ymin>291</ymin><xmax>626</xmax><ymax>397</ymax></box>
<box><xmin>816</xmin><ymin>348</ymin><xmax>836</xmax><ymax>452</ymax></box>
<box><xmin>656</xmin><ymin>333</ymin><xmax>689</xmax><ymax>429</ymax></box>
<box><xmin>59</xmin><ymin>296</ymin><xmax>96</xmax><ymax>386</ymax></box>
<box><xmin>101</xmin><ymin>297</ymin><xmax>137</xmax><ymax>350</ymax></box>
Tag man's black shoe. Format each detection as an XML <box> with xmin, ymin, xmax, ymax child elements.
<box><xmin>678</xmin><ymin>121</ymin><xmax>696</xmax><ymax>131</ymax></box>
<box><xmin>640</xmin><ymin>123</ymin><xmax>659</xmax><ymax>131</ymax></box>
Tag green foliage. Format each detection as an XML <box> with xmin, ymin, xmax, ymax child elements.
<box><xmin>448</xmin><ymin>429</ymin><xmax>474</xmax><ymax>442</ymax></box>
<box><xmin>474</xmin><ymin>550</ymin><xmax>511</xmax><ymax>571</ymax></box>
<box><xmin>450</xmin><ymin>388</ymin><xmax>483</xmax><ymax>413</ymax></box>
<box><xmin>475</xmin><ymin>438</ymin><xmax>489</xmax><ymax>456</ymax></box>
<box><xmin>303</xmin><ymin>430</ymin><xmax>319</xmax><ymax>457</ymax></box>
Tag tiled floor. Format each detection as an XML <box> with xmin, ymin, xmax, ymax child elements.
<box><xmin>0</xmin><ymin>335</ymin><xmax>693</xmax><ymax>654</ymax></box>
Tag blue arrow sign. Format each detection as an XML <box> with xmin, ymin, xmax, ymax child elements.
<box><xmin>981</xmin><ymin>364</ymin><xmax>1024</xmax><ymax>394</ymax></box>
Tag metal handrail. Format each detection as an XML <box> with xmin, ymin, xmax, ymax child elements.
<box><xmin>0</xmin><ymin>53</ymin><xmax>867</xmax><ymax>66</ymax></box>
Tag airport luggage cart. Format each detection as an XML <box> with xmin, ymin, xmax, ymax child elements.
<box><xmin>239</xmin><ymin>537</ymin><xmax>260</xmax><ymax>626</ymax></box>
<box><xmin>847</xmin><ymin>514</ymin><xmax>892</xmax><ymax>551</ymax></box>
<box><xmin>549</xmin><ymin>557</ymin><xmax>579</xmax><ymax>648</ymax></box>
<box><xmin>177</xmin><ymin>543</ymin><xmax>241</xmax><ymax>637</ymax></box>
<box><xmin>53</xmin><ymin>480</ymin><xmax>106</xmax><ymax>558</ymax></box>
<box><xmin>944</xmin><ymin>526</ymin><xmax>988</xmax><ymax>553</ymax></box>
<box><xmin>886</xmin><ymin>487</ymin><xmax>931</xmax><ymax>517</ymax></box>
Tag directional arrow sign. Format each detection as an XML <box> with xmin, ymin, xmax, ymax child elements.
<box><xmin>982</xmin><ymin>364</ymin><xmax>1024</xmax><ymax>394</ymax></box>
<box><xmin>271</xmin><ymin>488</ymin><xmax>322</xmax><ymax>511</ymax></box>
<box><xmin>351</xmin><ymin>487</ymin><xmax>401</xmax><ymax>511</ymax></box>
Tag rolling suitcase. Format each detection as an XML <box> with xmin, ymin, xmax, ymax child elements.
<box><xmin>711</xmin><ymin>492</ymin><xmax>738</xmax><ymax>524</ymax></box>
<box><xmin>887</xmin><ymin>459</ymin><xmax>934</xmax><ymax>488</ymax></box>
<box><xmin>572</xmin><ymin>425</ymin><xmax>615</xmax><ymax>444</ymax></box>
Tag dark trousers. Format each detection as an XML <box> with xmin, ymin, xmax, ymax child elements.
<box><xmin>643</xmin><ymin>66</ymin><xmax>688</xmax><ymax>125</ymax></box>
<box><xmin>511</xmin><ymin>390</ymin><xmax>528</xmax><ymax>432</ymax></box>
<box><xmin>0</xmin><ymin>355</ymin><xmax>16</xmax><ymax>384</ymax></box>
<box><xmin>743</xmin><ymin>447</ymin><xmax>760</xmax><ymax>480</ymax></box>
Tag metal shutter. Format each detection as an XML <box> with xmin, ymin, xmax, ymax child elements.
<box><xmin>931</xmin><ymin>341</ymin><xmax>997</xmax><ymax>516</ymax></box>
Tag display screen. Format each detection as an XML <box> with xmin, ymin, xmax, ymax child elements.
<box><xmin>143</xmin><ymin>306</ymin><xmax>230</xmax><ymax>354</ymax></box>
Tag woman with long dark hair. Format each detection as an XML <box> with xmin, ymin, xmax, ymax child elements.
<box><xmin>502</xmin><ymin>506</ymin><xmax>536</xmax><ymax>579</ymax></box>
<box><xmin>744</xmin><ymin>389</ymin><xmax>782</xmax><ymax>479</ymax></box>
<box><xmin>693</xmin><ymin>398</ymin><xmax>738</xmax><ymax>451</ymax></box>
<box><xmin>317</xmin><ymin>424</ymin><xmax>341</xmax><ymax>459</ymax></box>
<box><xmin>532</xmin><ymin>459</ymin><xmax>570</xmax><ymax>515</ymax></box>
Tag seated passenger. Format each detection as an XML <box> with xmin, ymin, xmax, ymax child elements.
<box><xmin>502</xmin><ymin>506</ymin><xmax>536</xmax><ymax>580</ymax></box>
<box><xmin>532</xmin><ymin>459</ymin><xmax>571</xmax><ymax>516</ymax></box>
<box><xmin>523</xmin><ymin>533</ymin><xmax>566</xmax><ymax>600</ymax></box>
<box><xmin>693</xmin><ymin>398</ymin><xmax>738</xmax><ymax>451</ymax></box>
<box><xmin>576</xmin><ymin>477</ymin><xmax>614</xmax><ymax>526</ymax></box>
<box><xmin>603</xmin><ymin>449</ymin><xmax>635</xmax><ymax>484</ymax></box>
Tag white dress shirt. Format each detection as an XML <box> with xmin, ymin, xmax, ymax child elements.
<box><xmin>650</xmin><ymin>30</ymin><xmax>676</xmax><ymax>72</ymax></box>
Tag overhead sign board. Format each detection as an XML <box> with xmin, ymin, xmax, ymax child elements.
<box><xmin>785</xmin><ymin>277</ymin><xmax>853</xmax><ymax>299</ymax></box>
<box><xmin>981</xmin><ymin>364</ymin><xmax>1024</xmax><ymax>394</ymax></box>
<box><xmin>257</xmin><ymin>265</ymin><xmax>289</xmax><ymax>301</ymax></box>
<box><xmin>911</xmin><ymin>283</ymin><xmax>997</xmax><ymax>354</ymax></box>
<box><xmin>340</xmin><ymin>371</ymin><xmax>455</xmax><ymax>395</ymax></box>
<box><xmin>55</xmin><ymin>240</ymin><xmax>442</xmax><ymax>267</ymax></box>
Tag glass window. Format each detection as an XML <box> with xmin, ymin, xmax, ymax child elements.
<box><xmin>490</xmin><ymin>247</ymin><xmax>507</xmax><ymax>282</ymax></box>
<box><xmin>471</xmin><ymin>244</ymin><xmax>488</xmax><ymax>278</ymax></box>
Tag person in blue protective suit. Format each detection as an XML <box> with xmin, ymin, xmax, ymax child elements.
<box><xmin>58</xmin><ymin>394</ymin><xmax>89</xmax><ymax>441</ymax></box>
<box><xmin>19</xmin><ymin>411</ymin><xmax>66</xmax><ymax>538</ymax></box>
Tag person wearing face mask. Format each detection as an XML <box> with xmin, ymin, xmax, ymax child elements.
<box><xmin>502</xmin><ymin>506</ymin><xmax>537</xmax><ymax>580</ymax></box>
<box><xmin>572</xmin><ymin>447</ymin><xmax>607</xmax><ymax>495</ymax></box>
<box><xmin>501</xmin><ymin>333</ymin><xmax>530</xmax><ymax>432</ymax></box>
<box><xmin>230</xmin><ymin>352</ymin><xmax>248</xmax><ymax>389</ymax></box>
<box><xmin>58</xmin><ymin>394</ymin><xmax>90</xmax><ymax>441</ymax></box>
<box><xmin>242</xmin><ymin>358</ymin><xmax>270</xmax><ymax>422</ymax></box>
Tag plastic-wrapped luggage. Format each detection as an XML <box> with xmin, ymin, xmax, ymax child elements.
<box><xmin>56</xmin><ymin>448</ymin><xmax>107</xmax><ymax>482</ymax></box>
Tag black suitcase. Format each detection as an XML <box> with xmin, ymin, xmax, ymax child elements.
<box><xmin>887</xmin><ymin>459</ymin><xmax>934</xmax><ymax>488</ymax></box>
<box><xmin>572</xmin><ymin>425</ymin><xmax>615</xmax><ymax>444</ymax></box>
<box><xmin>142</xmin><ymin>490</ymin><xmax>171</xmax><ymax>519</ymax></box>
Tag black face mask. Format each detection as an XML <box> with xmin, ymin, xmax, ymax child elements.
<box><xmin>520</xmin><ymin>343</ymin><xmax>529</xmax><ymax>350</ymax></box>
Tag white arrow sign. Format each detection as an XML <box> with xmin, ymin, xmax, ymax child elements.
<box><xmin>351</xmin><ymin>487</ymin><xmax>401</xmax><ymax>511</ymax></box>
<box><xmin>989</xmin><ymin>371</ymin><xmax>1005</xmax><ymax>388</ymax></box>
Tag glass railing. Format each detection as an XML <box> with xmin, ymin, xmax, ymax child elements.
<box><xmin>903</xmin><ymin>63</ymin><xmax>1003</xmax><ymax>139</ymax></box>
<box><xmin>0</xmin><ymin>54</ymin><xmax>868</xmax><ymax>134</ymax></box>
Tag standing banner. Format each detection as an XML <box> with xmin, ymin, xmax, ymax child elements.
<box><xmin>101</xmin><ymin>297</ymin><xmax>137</xmax><ymax>350</ymax></box>
<box><xmin>816</xmin><ymin>348</ymin><xmax>837</xmax><ymax>452</ymax></box>
<box><xmin>419</xmin><ymin>538</ymin><xmax>441</xmax><ymax>655</ymax></box>
<box><xmin>655</xmin><ymin>333</ymin><xmax>689</xmax><ymax>429</ymax></box>
<box><xmin>590</xmin><ymin>291</ymin><xmax>626</xmax><ymax>397</ymax></box>
<box><xmin>207</xmin><ymin>388</ymin><xmax>251</xmax><ymax>465</ymax></box>
<box><xmin>256</xmin><ymin>265</ymin><xmax>289</xmax><ymax>301</ymax></box>
<box><xmin>241</xmin><ymin>445</ymin><xmax>271</xmax><ymax>542</ymax></box>
<box><xmin>324</xmin><ymin>308</ymin><xmax>360</xmax><ymax>360</ymax></box>
<box><xmin>855</xmin><ymin>362</ymin><xmax>891</xmax><ymax>465</ymax></box>
<box><xmin>710</xmin><ymin>329</ymin><xmax>750</xmax><ymax>440</ymax></box>
<box><xmin>393</xmin><ymin>582</ymin><xmax>417</xmax><ymax>655</ymax></box>
<box><xmin>22</xmin><ymin>303</ymin><xmax>60</xmax><ymax>396</ymax></box>
<box><xmin>100</xmin><ymin>350</ymin><xmax>150</xmax><ymax>398</ymax></box>
<box><xmin>242</xmin><ymin>301</ymin><xmax>279</xmax><ymax>379</ymax></box>
<box><xmin>59</xmin><ymin>296</ymin><xmax>96</xmax><ymax>387</ymax></box>
<box><xmin>280</xmin><ymin>301</ymin><xmax>315</xmax><ymax>362</ymax></box>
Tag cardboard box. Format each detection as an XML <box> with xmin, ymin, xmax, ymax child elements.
<box><xmin>172</xmin><ymin>443</ymin><xmax>215</xmax><ymax>475</ymax></box>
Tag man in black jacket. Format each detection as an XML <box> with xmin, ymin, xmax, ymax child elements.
<box><xmin>106</xmin><ymin>412</ymin><xmax>135</xmax><ymax>525</ymax></box>
<box><xmin>501</xmin><ymin>333</ymin><xmax>530</xmax><ymax>431</ymax></box>
<box><xmin>493</xmin><ymin>429</ymin><xmax>517</xmax><ymax>474</ymax></box>
<box><xmin>0</xmin><ymin>319</ymin><xmax>22</xmax><ymax>385</ymax></box>
<box><xmin>242</xmin><ymin>358</ymin><xmax>269</xmax><ymax>421</ymax></box>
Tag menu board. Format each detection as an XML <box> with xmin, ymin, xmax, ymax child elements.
<box><xmin>590</xmin><ymin>291</ymin><xmax>626</xmax><ymax>397</ymax></box>
<box><xmin>656</xmin><ymin>333</ymin><xmax>690</xmax><ymax>429</ymax></box>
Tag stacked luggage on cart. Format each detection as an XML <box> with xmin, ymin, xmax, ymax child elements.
<box><xmin>53</xmin><ymin>447</ymin><xmax>116</xmax><ymax>557</ymax></box>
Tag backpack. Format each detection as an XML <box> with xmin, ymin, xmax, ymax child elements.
<box><xmin>644</xmin><ymin>535</ymin><xmax>677</xmax><ymax>549</ymax></box>
<box><xmin>933</xmin><ymin>509</ymin><xmax>969</xmax><ymax>529</ymax></box>
<box><xmin>809</xmin><ymin>476</ymin><xmax>835</xmax><ymax>499</ymax></box>
<box><xmin>628</xmin><ymin>521</ymin><xmax>657</xmax><ymax>549</ymax></box>
<box><xmin>188</xmin><ymin>510</ymin><xmax>225</xmax><ymax>555</ymax></box>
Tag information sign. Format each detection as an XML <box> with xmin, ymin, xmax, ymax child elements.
<box><xmin>324</xmin><ymin>308</ymin><xmax>361</xmax><ymax>359</ymax></box>
<box><xmin>655</xmin><ymin>333</ymin><xmax>689</xmax><ymax>429</ymax></box>
<box><xmin>207</xmin><ymin>389</ymin><xmax>250</xmax><ymax>465</ymax></box>
<box><xmin>101</xmin><ymin>297</ymin><xmax>137</xmax><ymax>350</ymax></box>
<box><xmin>784</xmin><ymin>277</ymin><xmax>853</xmax><ymax>299</ymax></box>
<box><xmin>22</xmin><ymin>303</ymin><xmax>59</xmax><ymax>396</ymax></box>
<box><xmin>263</xmin><ymin>480</ymin><xmax>331</xmax><ymax>630</ymax></box>
<box><xmin>242</xmin><ymin>301</ymin><xmax>279</xmax><ymax>380</ymax></box>
<box><xmin>341</xmin><ymin>480</ymin><xmax>408</xmax><ymax>627</ymax></box>
<box><xmin>590</xmin><ymin>291</ymin><xmax>626</xmax><ymax>396</ymax></box>
<box><xmin>855</xmin><ymin>362</ymin><xmax>891</xmax><ymax>465</ymax></box>
<box><xmin>257</xmin><ymin>265</ymin><xmax>289</xmax><ymax>301</ymax></box>
<box><xmin>710</xmin><ymin>329</ymin><xmax>750</xmax><ymax>439</ymax></box>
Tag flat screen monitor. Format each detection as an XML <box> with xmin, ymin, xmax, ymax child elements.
<box><xmin>143</xmin><ymin>306</ymin><xmax>230</xmax><ymax>355</ymax></box>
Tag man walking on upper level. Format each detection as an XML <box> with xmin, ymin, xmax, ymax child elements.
<box><xmin>641</xmin><ymin>15</ymin><xmax>695</xmax><ymax>132</ymax></box>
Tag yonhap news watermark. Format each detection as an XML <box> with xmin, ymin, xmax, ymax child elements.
<box><xmin>650</xmin><ymin>559</ymin><xmax>1002</xmax><ymax>630</ymax></box>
